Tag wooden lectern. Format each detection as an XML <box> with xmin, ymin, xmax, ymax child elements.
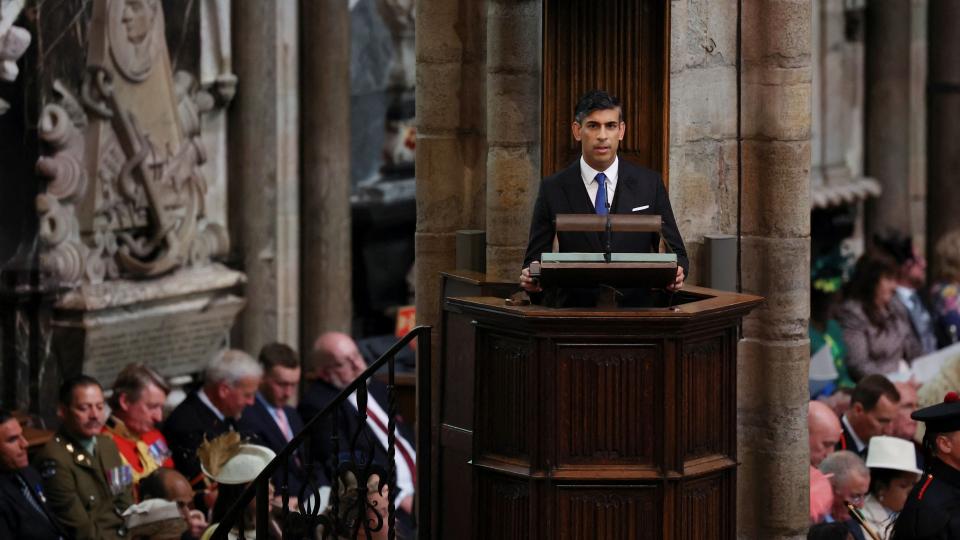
<box><xmin>431</xmin><ymin>272</ymin><xmax>762</xmax><ymax>539</ymax></box>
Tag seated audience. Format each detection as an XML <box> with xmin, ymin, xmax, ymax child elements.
<box><xmin>139</xmin><ymin>468</ymin><xmax>208</xmax><ymax>539</ymax></box>
<box><xmin>837</xmin><ymin>375</ymin><xmax>900</xmax><ymax>458</ymax></box>
<box><xmin>239</xmin><ymin>342</ymin><xmax>323</xmax><ymax>504</ymax></box>
<box><xmin>819</xmin><ymin>450</ymin><xmax>870</xmax><ymax>540</ymax></box>
<box><xmin>200</xmin><ymin>440</ymin><xmax>280</xmax><ymax>540</ymax></box>
<box><xmin>836</xmin><ymin>253</ymin><xmax>922</xmax><ymax>379</ymax></box>
<box><xmin>930</xmin><ymin>228</ymin><xmax>960</xmax><ymax>344</ymax></box>
<box><xmin>858</xmin><ymin>436</ymin><xmax>921</xmax><ymax>540</ymax></box>
<box><xmin>299</xmin><ymin>332</ymin><xmax>417</xmax><ymax>534</ymax></box>
<box><xmin>35</xmin><ymin>375</ymin><xmax>133</xmax><ymax>539</ymax></box>
<box><xmin>104</xmin><ymin>363</ymin><xmax>174</xmax><ymax>490</ymax></box>
<box><xmin>0</xmin><ymin>409</ymin><xmax>65</xmax><ymax>539</ymax></box>
<box><xmin>163</xmin><ymin>350</ymin><xmax>262</xmax><ymax>503</ymax></box>
<box><xmin>874</xmin><ymin>232</ymin><xmax>941</xmax><ymax>353</ymax></box>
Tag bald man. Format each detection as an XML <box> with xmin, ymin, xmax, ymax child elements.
<box><xmin>139</xmin><ymin>468</ymin><xmax>206</xmax><ymax>539</ymax></box>
<box><xmin>299</xmin><ymin>332</ymin><xmax>417</xmax><ymax>536</ymax></box>
<box><xmin>810</xmin><ymin>400</ymin><xmax>843</xmax><ymax>467</ymax></box>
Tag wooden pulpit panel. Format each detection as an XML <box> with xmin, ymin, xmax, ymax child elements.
<box><xmin>678</xmin><ymin>473</ymin><xmax>735</xmax><ymax>539</ymax></box>
<box><xmin>542</xmin><ymin>0</ymin><xmax>669</xmax><ymax>182</ymax></box>
<box><xmin>556</xmin><ymin>485</ymin><xmax>661</xmax><ymax>540</ymax></box>
<box><xmin>477</xmin><ymin>475</ymin><xmax>531</xmax><ymax>540</ymax></box>
<box><xmin>477</xmin><ymin>333</ymin><xmax>532</xmax><ymax>460</ymax></box>
<box><xmin>680</xmin><ymin>333</ymin><xmax>735</xmax><ymax>462</ymax></box>
<box><xmin>556</xmin><ymin>343</ymin><xmax>662</xmax><ymax>466</ymax></box>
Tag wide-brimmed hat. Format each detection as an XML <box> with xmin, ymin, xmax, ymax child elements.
<box><xmin>201</xmin><ymin>443</ymin><xmax>276</xmax><ymax>485</ymax></box>
<box><xmin>123</xmin><ymin>498</ymin><xmax>188</xmax><ymax>539</ymax></box>
<box><xmin>865</xmin><ymin>436</ymin><xmax>922</xmax><ymax>475</ymax></box>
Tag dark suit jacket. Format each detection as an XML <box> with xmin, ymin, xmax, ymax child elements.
<box><xmin>523</xmin><ymin>158</ymin><xmax>689</xmax><ymax>275</ymax></box>
<box><xmin>162</xmin><ymin>390</ymin><xmax>235</xmax><ymax>487</ymax></box>
<box><xmin>836</xmin><ymin>417</ymin><xmax>867</xmax><ymax>459</ymax></box>
<box><xmin>892</xmin><ymin>458</ymin><xmax>960</xmax><ymax>540</ymax></box>
<box><xmin>298</xmin><ymin>379</ymin><xmax>415</xmax><ymax>480</ymax></box>
<box><xmin>239</xmin><ymin>396</ymin><xmax>327</xmax><ymax>497</ymax></box>
<box><xmin>0</xmin><ymin>467</ymin><xmax>65</xmax><ymax>539</ymax></box>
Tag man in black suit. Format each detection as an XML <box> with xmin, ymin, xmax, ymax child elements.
<box><xmin>163</xmin><ymin>349</ymin><xmax>262</xmax><ymax>505</ymax></box>
<box><xmin>299</xmin><ymin>332</ymin><xmax>417</xmax><ymax>530</ymax></box>
<box><xmin>0</xmin><ymin>409</ymin><xmax>65</xmax><ymax>539</ymax></box>
<box><xmin>240</xmin><ymin>342</ymin><xmax>325</xmax><ymax>503</ymax></box>
<box><xmin>836</xmin><ymin>374</ymin><xmax>900</xmax><ymax>459</ymax></box>
<box><xmin>520</xmin><ymin>89</ymin><xmax>688</xmax><ymax>298</ymax></box>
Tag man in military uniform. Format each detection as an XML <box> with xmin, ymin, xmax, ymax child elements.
<box><xmin>34</xmin><ymin>375</ymin><xmax>134</xmax><ymax>539</ymax></box>
<box><xmin>892</xmin><ymin>391</ymin><xmax>960</xmax><ymax>539</ymax></box>
<box><xmin>0</xmin><ymin>409</ymin><xmax>65</xmax><ymax>539</ymax></box>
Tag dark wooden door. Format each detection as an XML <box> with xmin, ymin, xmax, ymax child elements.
<box><xmin>542</xmin><ymin>0</ymin><xmax>669</xmax><ymax>184</ymax></box>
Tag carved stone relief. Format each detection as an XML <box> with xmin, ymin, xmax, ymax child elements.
<box><xmin>34</xmin><ymin>0</ymin><xmax>229</xmax><ymax>286</ymax></box>
<box><xmin>0</xmin><ymin>0</ymin><xmax>30</xmax><ymax>115</ymax></box>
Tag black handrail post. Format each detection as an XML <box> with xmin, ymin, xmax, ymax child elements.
<box><xmin>416</xmin><ymin>325</ymin><xmax>432</xmax><ymax>540</ymax></box>
<box><xmin>256</xmin><ymin>475</ymin><xmax>270</xmax><ymax>538</ymax></box>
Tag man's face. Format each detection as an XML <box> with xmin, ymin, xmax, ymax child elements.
<box><xmin>320</xmin><ymin>340</ymin><xmax>367</xmax><ymax>389</ymax></box>
<box><xmin>809</xmin><ymin>421</ymin><xmax>842</xmax><ymax>467</ymax></box>
<box><xmin>216</xmin><ymin>377</ymin><xmax>261</xmax><ymax>419</ymax></box>
<box><xmin>572</xmin><ymin>108</ymin><xmax>625</xmax><ymax>172</ymax></box>
<box><xmin>0</xmin><ymin>418</ymin><xmax>28</xmax><ymax>470</ymax></box>
<box><xmin>902</xmin><ymin>250</ymin><xmax>927</xmax><ymax>288</ymax></box>
<box><xmin>163</xmin><ymin>471</ymin><xmax>195</xmax><ymax>518</ymax></box>
<box><xmin>261</xmin><ymin>365</ymin><xmax>300</xmax><ymax>408</ymax></box>
<box><xmin>852</xmin><ymin>395</ymin><xmax>899</xmax><ymax>441</ymax></box>
<box><xmin>893</xmin><ymin>383</ymin><xmax>919</xmax><ymax>440</ymax></box>
<box><xmin>59</xmin><ymin>384</ymin><xmax>106</xmax><ymax>439</ymax></box>
<box><xmin>831</xmin><ymin>470</ymin><xmax>870</xmax><ymax>521</ymax></box>
<box><xmin>936</xmin><ymin>431</ymin><xmax>960</xmax><ymax>470</ymax></box>
<box><xmin>117</xmin><ymin>382</ymin><xmax>167</xmax><ymax>437</ymax></box>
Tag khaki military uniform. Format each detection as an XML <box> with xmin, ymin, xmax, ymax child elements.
<box><xmin>33</xmin><ymin>431</ymin><xmax>134</xmax><ymax>540</ymax></box>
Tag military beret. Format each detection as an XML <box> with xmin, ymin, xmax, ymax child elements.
<box><xmin>912</xmin><ymin>391</ymin><xmax>960</xmax><ymax>433</ymax></box>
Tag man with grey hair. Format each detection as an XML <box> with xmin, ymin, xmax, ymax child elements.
<box><xmin>162</xmin><ymin>349</ymin><xmax>262</xmax><ymax>506</ymax></box>
<box><xmin>819</xmin><ymin>450</ymin><xmax>870</xmax><ymax>538</ymax></box>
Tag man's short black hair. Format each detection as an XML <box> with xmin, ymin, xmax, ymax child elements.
<box><xmin>259</xmin><ymin>342</ymin><xmax>300</xmax><ymax>371</ymax></box>
<box><xmin>58</xmin><ymin>375</ymin><xmax>103</xmax><ymax>406</ymax></box>
<box><xmin>851</xmin><ymin>374</ymin><xmax>900</xmax><ymax>411</ymax></box>
<box><xmin>0</xmin><ymin>409</ymin><xmax>12</xmax><ymax>425</ymax></box>
<box><xmin>574</xmin><ymin>90</ymin><xmax>623</xmax><ymax>123</ymax></box>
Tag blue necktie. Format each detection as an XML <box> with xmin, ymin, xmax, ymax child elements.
<box><xmin>595</xmin><ymin>172</ymin><xmax>608</xmax><ymax>215</ymax></box>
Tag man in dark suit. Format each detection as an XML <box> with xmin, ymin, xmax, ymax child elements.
<box><xmin>240</xmin><ymin>342</ymin><xmax>325</xmax><ymax>504</ymax></box>
<box><xmin>836</xmin><ymin>374</ymin><xmax>900</xmax><ymax>459</ymax></box>
<box><xmin>163</xmin><ymin>349</ymin><xmax>262</xmax><ymax>505</ymax></box>
<box><xmin>299</xmin><ymin>332</ymin><xmax>417</xmax><ymax>532</ymax></box>
<box><xmin>520</xmin><ymin>89</ymin><xmax>688</xmax><ymax>298</ymax></box>
<box><xmin>0</xmin><ymin>409</ymin><xmax>65</xmax><ymax>539</ymax></box>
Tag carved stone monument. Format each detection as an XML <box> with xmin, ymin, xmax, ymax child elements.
<box><xmin>33</xmin><ymin>0</ymin><xmax>243</xmax><ymax>397</ymax></box>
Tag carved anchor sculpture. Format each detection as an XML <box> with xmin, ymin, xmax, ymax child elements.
<box><xmin>82</xmin><ymin>65</ymin><xmax>199</xmax><ymax>276</ymax></box>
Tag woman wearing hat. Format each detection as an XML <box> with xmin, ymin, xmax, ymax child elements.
<box><xmin>859</xmin><ymin>436</ymin><xmax>921</xmax><ymax>539</ymax></box>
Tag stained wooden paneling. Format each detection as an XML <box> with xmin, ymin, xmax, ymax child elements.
<box><xmin>556</xmin><ymin>344</ymin><xmax>661</xmax><ymax>465</ymax></box>
<box><xmin>477</xmin><ymin>333</ymin><xmax>530</xmax><ymax>459</ymax></box>
<box><xmin>542</xmin><ymin>0</ymin><xmax>669</xmax><ymax>181</ymax></box>
<box><xmin>441</xmin><ymin>312</ymin><xmax>477</xmax><ymax>429</ymax></box>
<box><xmin>557</xmin><ymin>485</ymin><xmax>661</xmax><ymax>540</ymax></box>
<box><xmin>680</xmin><ymin>334</ymin><xmax>730</xmax><ymax>461</ymax></box>
<box><xmin>678</xmin><ymin>473</ymin><xmax>734</xmax><ymax>540</ymax></box>
<box><xmin>477</xmin><ymin>475</ymin><xmax>530</xmax><ymax>540</ymax></box>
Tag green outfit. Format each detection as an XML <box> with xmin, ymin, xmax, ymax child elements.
<box><xmin>33</xmin><ymin>431</ymin><xmax>133</xmax><ymax>539</ymax></box>
<box><xmin>809</xmin><ymin>319</ymin><xmax>855</xmax><ymax>391</ymax></box>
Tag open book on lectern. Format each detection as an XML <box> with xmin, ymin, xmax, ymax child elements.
<box><xmin>527</xmin><ymin>213</ymin><xmax>678</xmax><ymax>289</ymax></box>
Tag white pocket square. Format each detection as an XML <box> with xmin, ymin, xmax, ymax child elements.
<box><xmin>632</xmin><ymin>205</ymin><xmax>650</xmax><ymax>212</ymax></box>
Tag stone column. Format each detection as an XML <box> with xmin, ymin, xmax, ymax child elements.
<box><xmin>738</xmin><ymin>2</ymin><xmax>812</xmax><ymax>539</ymax></box>
<box><xmin>864</xmin><ymin>0</ymin><xmax>913</xmax><ymax>236</ymax></box>
<box><xmin>415</xmin><ymin>0</ymin><xmax>467</xmax><ymax>336</ymax></box>
<box><xmin>485</xmin><ymin>0</ymin><xmax>541</xmax><ymax>281</ymax></box>
<box><xmin>300</xmin><ymin>0</ymin><xmax>352</xmax><ymax>351</ymax></box>
<box><xmin>928</xmin><ymin>0</ymin><xmax>960</xmax><ymax>254</ymax></box>
<box><xmin>229</xmin><ymin>0</ymin><xmax>300</xmax><ymax>354</ymax></box>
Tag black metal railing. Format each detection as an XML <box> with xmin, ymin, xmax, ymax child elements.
<box><xmin>212</xmin><ymin>325</ymin><xmax>431</xmax><ymax>539</ymax></box>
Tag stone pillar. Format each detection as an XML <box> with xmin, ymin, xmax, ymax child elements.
<box><xmin>229</xmin><ymin>0</ymin><xmax>300</xmax><ymax>353</ymax></box>
<box><xmin>485</xmin><ymin>0</ymin><xmax>541</xmax><ymax>281</ymax></box>
<box><xmin>300</xmin><ymin>0</ymin><xmax>351</xmax><ymax>351</ymax></box>
<box><xmin>415</xmin><ymin>0</ymin><xmax>467</xmax><ymax>336</ymax></box>
<box><xmin>738</xmin><ymin>2</ymin><xmax>812</xmax><ymax>539</ymax></box>
<box><xmin>928</xmin><ymin>0</ymin><xmax>960</xmax><ymax>254</ymax></box>
<box><xmin>864</xmin><ymin>0</ymin><xmax>913</xmax><ymax>236</ymax></box>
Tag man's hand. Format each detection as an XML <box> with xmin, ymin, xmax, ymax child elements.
<box><xmin>186</xmin><ymin>509</ymin><xmax>208</xmax><ymax>539</ymax></box>
<box><xmin>520</xmin><ymin>266</ymin><xmax>542</xmax><ymax>293</ymax></box>
<box><xmin>399</xmin><ymin>494</ymin><xmax>414</xmax><ymax>514</ymax></box>
<box><xmin>666</xmin><ymin>266</ymin><xmax>685</xmax><ymax>292</ymax></box>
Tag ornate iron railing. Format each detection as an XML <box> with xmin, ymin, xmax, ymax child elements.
<box><xmin>211</xmin><ymin>326</ymin><xmax>431</xmax><ymax>539</ymax></box>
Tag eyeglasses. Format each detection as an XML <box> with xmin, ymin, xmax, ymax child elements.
<box><xmin>846</xmin><ymin>493</ymin><xmax>866</xmax><ymax>506</ymax></box>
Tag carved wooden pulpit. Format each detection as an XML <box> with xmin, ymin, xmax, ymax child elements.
<box><xmin>432</xmin><ymin>272</ymin><xmax>762</xmax><ymax>539</ymax></box>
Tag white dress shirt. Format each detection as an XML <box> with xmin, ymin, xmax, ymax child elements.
<box><xmin>579</xmin><ymin>156</ymin><xmax>619</xmax><ymax>210</ymax></box>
